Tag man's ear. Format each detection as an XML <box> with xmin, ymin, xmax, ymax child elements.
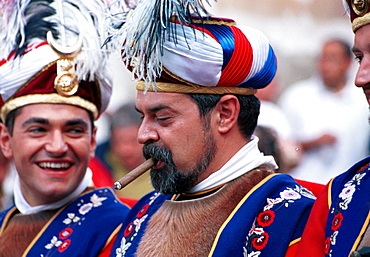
<box><xmin>214</xmin><ymin>95</ymin><xmax>240</xmax><ymax>134</ymax></box>
<box><xmin>0</xmin><ymin>123</ymin><xmax>13</xmax><ymax>158</ymax></box>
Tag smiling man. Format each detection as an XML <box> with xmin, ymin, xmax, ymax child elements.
<box><xmin>0</xmin><ymin>1</ymin><xmax>129</xmax><ymax>256</ymax></box>
<box><xmin>108</xmin><ymin>1</ymin><xmax>317</xmax><ymax>256</ymax></box>
<box><xmin>295</xmin><ymin>1</ymin><xmax>370</xmax><ymax>256</ymax></box>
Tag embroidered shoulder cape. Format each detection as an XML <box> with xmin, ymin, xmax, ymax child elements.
<box><xmin>0</xmin><ymin>187</ymin><xmax>130</xmax><ymax>256</ymax></box>
<box><xmin>111</xmin><ymin>173</ymin><xmax>315</xmax><ymax>257</ymax></box>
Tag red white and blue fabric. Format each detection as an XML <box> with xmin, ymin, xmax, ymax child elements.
<box><xmin>161</xmin><ymin>19</ymin><xmax>277</xmax><ymax>89</ymax></box>
<box><xmin>110</xmin><ymin>174</ymin><xmax>314</xmax><ymax>257</ymax></box>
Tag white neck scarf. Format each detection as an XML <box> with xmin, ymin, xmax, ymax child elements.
<box><xmin>14</xmin><ymin>168</ymin><xmax>93</xmax><ymax>214</ymax></box>
<box><xmin>187</xmin><ymin>136</ymin><xmax>278</xmax><ymax>193</ymax></box>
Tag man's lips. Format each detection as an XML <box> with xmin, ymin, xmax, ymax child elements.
<box><xmin>152</xmin><ymin>160</ymin><xmax>164</xmax><ymax>169</ymax></box>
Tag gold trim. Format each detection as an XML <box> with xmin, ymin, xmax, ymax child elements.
<box><xmin>353</xmin><ymin>13</ymin><xmax>370</xmax><ymax>31</ymax></box>
<box><xmin>0</xmin><ymin>206</ymin><xmax>17</xmax><ymax>235</ymax></box>
<box><xmin>208</xmin><ymin>173</ymin><xmax>278</xmax><ymax>256</ymax></box>
<box><xmin>351</xmin><ymin>0</ymin><xmax>369</xmax><ymax>16</ymax></box>
<box><xmin>0</xmin><ymin>93</ymin><xmax>98</xmax><ymax>121</ymax></box>
<box><xmin>351</xmin><ymin>211</ymin><xmax>370</xmax><ymax>253</ymax></box>
<box><xmin>54</xmin><ymin>72</ymin><xmax>79</xmax><ymax>96</ymax></box>
<box><xmin>327</xmin><ymin>178</ymin><xmax>334</xmax><ymax>208</ymax></box>
<box><xmin>136</xmin><ymin>81</ymin><xmax>257</xmax><ymax>95</ymax></box>
<box><xmin>171</xmin><ymin>16</ymin><xmax>237</xmax><ymax>26</ymax></box>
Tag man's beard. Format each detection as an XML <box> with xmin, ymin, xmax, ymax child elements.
<box><xmin>142</xmin><ymin>129</ymin><xmax>217</xmax><ymax>195</ymax></box>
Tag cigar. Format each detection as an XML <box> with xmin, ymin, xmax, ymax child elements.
<box><xmin>114</xmin><ymin>158</ymin><xmax>156</xmax><ymax>190</ymax></box>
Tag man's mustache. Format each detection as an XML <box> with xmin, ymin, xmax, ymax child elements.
<box><xmin>142</xmin><ymin>143</ymin><xmax>172</xmax><ymax>163</ymax></box>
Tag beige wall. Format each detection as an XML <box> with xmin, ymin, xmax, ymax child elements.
<box><xmin>209</xmin><ymin>0</ymin><xmax>354</xmax><ymax>92</ymax></box>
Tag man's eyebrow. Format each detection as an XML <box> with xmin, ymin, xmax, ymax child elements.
<box><xmin>139</xmin><ymin>104</ymin><xmax>171</xmax><ymax>114</ymax></box>
<box><xmin>22</xmin><ymin>117</ymin><xmax>49</xmax><ymax>127</ymax></box>
<box><xmin>352</xmin><ymin>46</ymin><xmax>360</xmax><ymax>53</ymax></box>
<box><xmin>22</xmin><ymin>118</ymin><xmax>88</xmax><ymax>128</ymax></box>
<box><xmin>65</xmin><ymin>119</ymin><xmax>89</xmax><ymax>128</ymax></box>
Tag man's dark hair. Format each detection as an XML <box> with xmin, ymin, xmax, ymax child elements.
<box><xmin>188</xmin><ymin>93</ymin><xmax>260</xmax><ymax>139</ymax></box>
<box><xmin>4</xmin><ymin>106</ymin><xmax>95</xmax><ymax>136</ymax></box>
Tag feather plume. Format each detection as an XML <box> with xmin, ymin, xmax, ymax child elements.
<box><xmin>0</xmin><ymin>0</ymin><xmax>57</xmax><ymax>60</ymax></box>
<box><xmin>0</xmin><ymin>0</ymin><xmax>120</xmax><ymax>84</ymax></box>
<box><xmin>342</xmin><ymin>0</ymin><xmax>350</xmax><ymax>17</ymax></box>
<box><xmin>118</xmin><ymin>0</ymin><xmax>215</xmax><ymax>85</ymax></box>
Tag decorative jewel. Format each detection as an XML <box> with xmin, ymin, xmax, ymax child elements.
<box><xmin>46</xmin><ymin>31</ymin><xmax>83</xmax><ymax>96</ymax></box>
<box><xmin>352</xmin><ymin>0</ymin><xmax>369</xmax><ymax>16</ymax></box>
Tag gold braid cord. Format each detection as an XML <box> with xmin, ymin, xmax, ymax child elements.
<box><xmin>0</xmin><ymin>94</ymin><xmax>98</xmax><ymax>122</ymax></box>
<box><xmin>353</xmin><ymin>13</ymin><xmax>370</xmax><ymax>31</ymax></box>
<box><xmin>136</xmin><ymin>81</ymin><xmax>257</xmax><ymax>95</ymax></box>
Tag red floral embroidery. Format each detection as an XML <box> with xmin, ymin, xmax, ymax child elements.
<box><xmin>257</xmin><ymin>210</ymin><xmax>276</xmax><ymax>227</ymax></box>
<box><xmin>324</xmin><ymin>237</ymin><xmax>331</xmax><ymax>254</ymax></box>
<box><xmin>59</xmin><ymin>228</ymin><xmax>73</xmax><ymax>239</ymax></box>
<box><xmin>137</xmin><ymin>204</ymin><xmax>149</xmax><ymax>218</ymax></box>
<box><xmin>331</xmin><ymin>213</ymin><xmax>343</xmax><ymax>231</ymax></box>
<box><xmin>251</xmin><ymin>232</ymin><xmax>269</xmax><ymax>250</ymax></box>
<box><xmin>124</xmin><ymin>222</ymin><xmax>135</xmax><ymax>237</ymax></box>
<box><xmin>58</xmin><ymin>239</ymin><xmax>71</xmax><ymax>253</ymax></box>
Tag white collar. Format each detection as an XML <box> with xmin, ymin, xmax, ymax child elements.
<box><xmin>14</xmin><ymin>168</ymin><xmax>93</xmax><ymax>214</ymax></box>
<box><xmin>187</xmin><ymin>136</ymin><xmax>278</xmax><ymax>193</ymax></box>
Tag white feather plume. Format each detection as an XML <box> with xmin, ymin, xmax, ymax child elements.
<box><xmin>118</xmin><ymin>0</ymin><xmax>214</xmax><ymax>85</ymax></box>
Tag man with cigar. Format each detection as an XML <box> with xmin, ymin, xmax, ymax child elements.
<box><xmin>109</xmin><ymin>2</ymin><xmax>317</xmax><ymax>256</ymax></box>
<box><xmin>0</xmin><ymin>1</ymin><xmax>129</xmax><ymax>256</ymax></box>
<box><xmin>294</xmin><ymin>1</ymin><xmax>370</xmax><ymax>256</ymax></box>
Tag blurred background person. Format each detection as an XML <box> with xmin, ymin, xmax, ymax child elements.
<box><xmin>256</xmin><ymin>77</ymin><xmax>302</xmax><ymax>173</ymax></box>
<box><xmin>279</xmin><ymin>38</ymin><xmax>369</xmax><ymax>184</ymax></box>
<box><xmin>95</xmin><ymin>102</ymin><xmax>153</xmax><ymax>199</ymax></box>
<box><xmin>253</xmin><ymin>125</ymin><xmax>283</xmax><ymax>169</ymax></box>
<box><xmin>253</xmin><ymin>125</ymin><xmax>324</xmax><ymax>197</ymax></box>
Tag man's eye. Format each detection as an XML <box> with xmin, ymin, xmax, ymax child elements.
<box><xmin>68</xmin><ymin>128</ymin><xmax>85</xmax><ymax>134</ymax></box>
<box><xmin>28</xmin><ymin>127</ymin><xmax>46</xmax><ymax>133</ymax></box>
<box><xmin>156</xmin><ymin>117</ymin><xmax>170</xmax><ymax>122</ymax></box>
<box><xmin>355</xmin><ymin>55</ymin><xmax>363</xmax><ymax>64</ymax></box>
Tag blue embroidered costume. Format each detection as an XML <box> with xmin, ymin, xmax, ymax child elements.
<box><xmin>111</xmin><ymin>173</ymin><xmax>315</xmax><ymax>257</ymax></box>
<box><xmin>0</xmin><ymin>188</ymin><xmax>130</xmax><ymax>256</ymax></box>
<box><xmin>296</xmin><ymin>156</ymin><xmax>370</xmax><ymax>256</ymax></box>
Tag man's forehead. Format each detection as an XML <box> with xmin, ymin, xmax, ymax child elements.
<box><xmin>354</xmin><ymin>24</ymin><xmax>370</xmax><ymax>49</ymax></box>
<box><xmin>16</xmin><ymin>103</ymin><xmax>90</xmax><ymax>121</ymax></box>
<box><xmin>136</xmin><ymin>91</ymin><xmax>193</xmax><ymax>110</ymax></box>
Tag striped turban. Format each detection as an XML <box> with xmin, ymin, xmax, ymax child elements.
<box><xmin>119</xmin><ymin>1</ymin><xmax>277</xmax><ymax>95</ymax></box>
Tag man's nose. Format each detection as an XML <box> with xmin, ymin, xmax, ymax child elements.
<box><xmin>137</xmin><ymin>121</ymin><xmax>159</xmax><ymax>145</ymax></box>
<box><xmin>45</xmin><ymin>131</ymin><xmax>68</xmax><ymax>156</ymax></box>
<box><xmin>355</xmin><ymin>57</ymin><xmax>370</xmax><ymax>88</ymax></box>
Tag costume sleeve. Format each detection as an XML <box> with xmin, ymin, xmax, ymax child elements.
<box><xmin>294</xmin><ymin>183</ymin><xmax>330</xmax><ymax>256</ymax></box>
<box><xmin>97</xmin><ymin>233</ymin><xmax>118</xmax><ymax>257</ymax></box>
<box><xmin>295</xmin><ymin>179</ymin><xmax>325</xmax><ymax>197</ymax></box>
<box><xmin>284</xmin><ymin>242</ymin><xmax>299</xmax><ymax>257</ymax></box>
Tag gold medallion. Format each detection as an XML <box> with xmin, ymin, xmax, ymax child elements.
<box><xmin>47</xmin><ymin>31</ymin><xmax>83</xmax><ymax>96</ymax></box>
<box><xmin>54</xmin><ymin>73</ymin><xmax>79</xmax><ymax>96</ymax></box>
<box><xmin>54</xmin><ymin>58</ymin><xmax>79</xmax><ymax>96</ymax></box>
<box><xmin>352</xmin><ymin>0</ymin><xmax>369</xmax><ymax>16</ymax></box>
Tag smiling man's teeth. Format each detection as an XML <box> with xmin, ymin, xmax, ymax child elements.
<box><xmin>38</xmin><ymin>162</ymin><xmax>70</xmax><ymax>169</ymax></box>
